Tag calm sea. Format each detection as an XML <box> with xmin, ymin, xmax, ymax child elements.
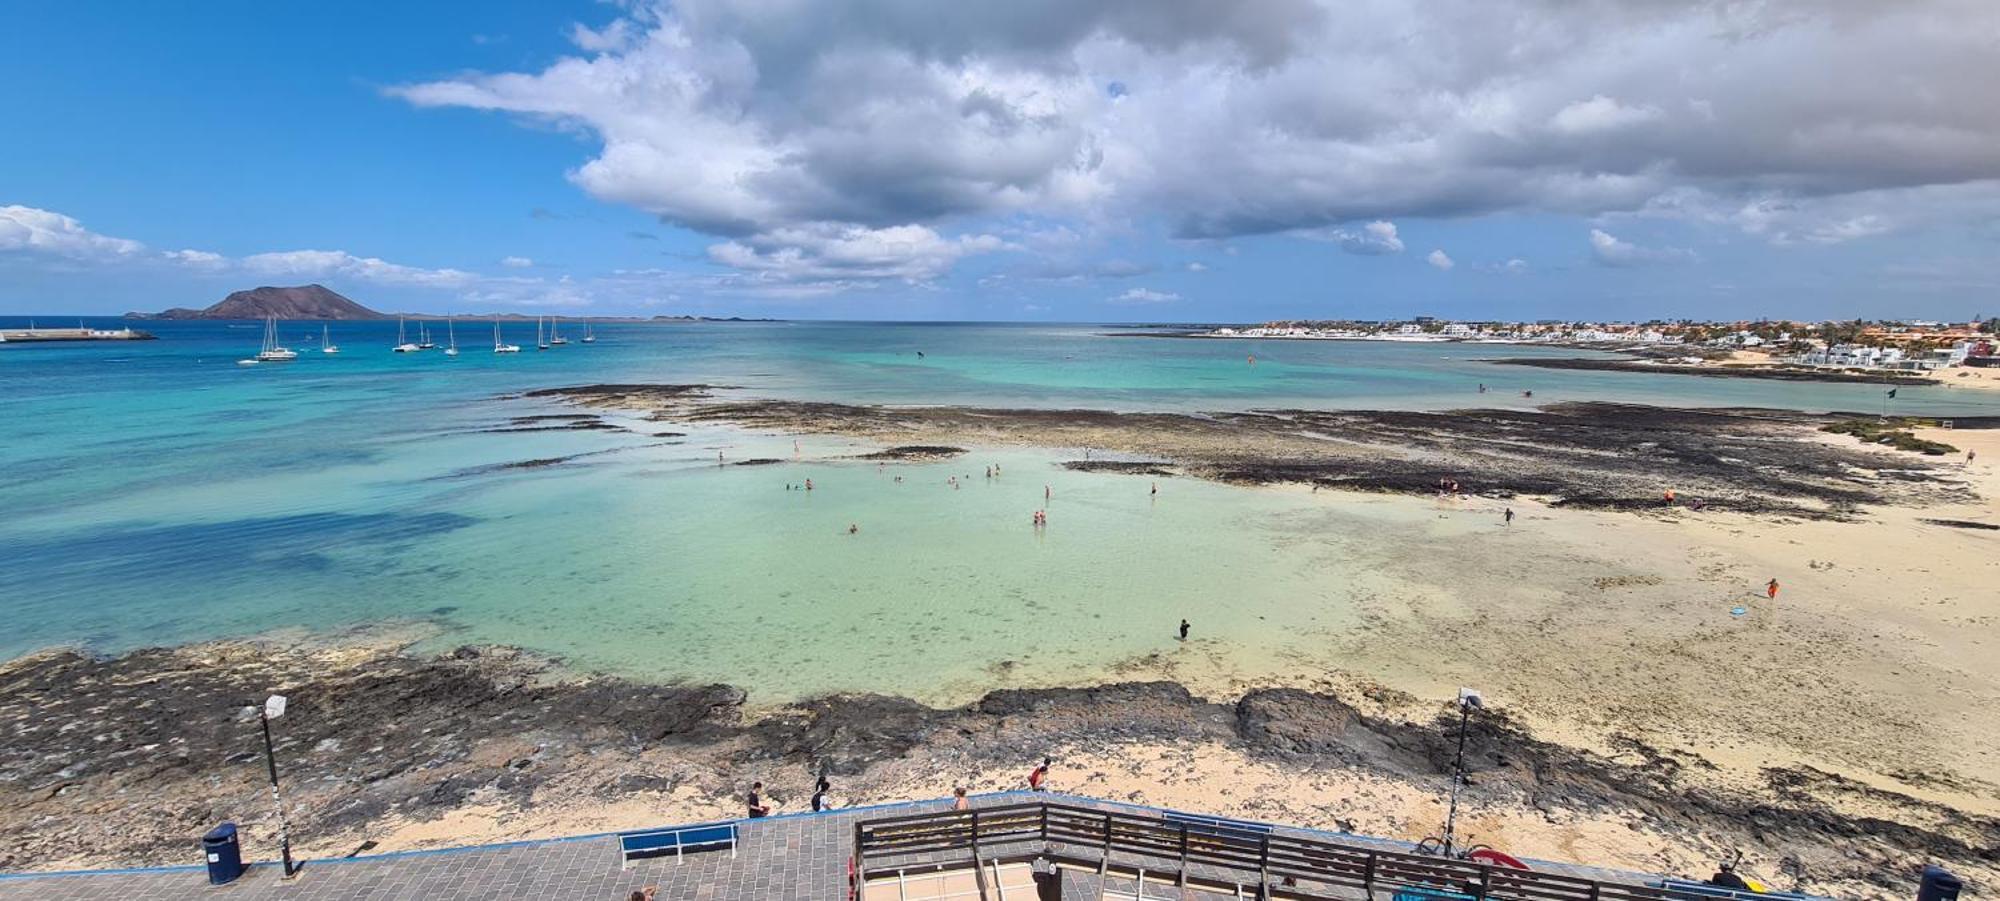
<box><xmin>3</xmin><ymin>319</ymin><xmax>1990</xmax><ymax>701</ymax></box>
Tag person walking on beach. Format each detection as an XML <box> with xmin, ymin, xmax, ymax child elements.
<box><xmin>1969</xmin><ymin>449</ymin><xmax>1978</xmax><ymax>465</ymax></box>
<box><xmin>811</xmin><ymin>776</ymin><xmax>832</xmax><ymax>812</ymax></box>
<box><xmin>1178</xmin><ymin>619</ymin><xmax>1190</xmax><ymax>641</ymax></box>
<box><xmin>1766</xmin><ymin>578</ymin><xmax>1780</xmax><ymax>600</ymax></box>
<box><xmin>1028</xmin><ymin>757</ymin><xmax>1051</xmax><ymax>792</ymax></box>
<box><xmin>1503</xmin><ymin>507</ymin><xmax>1515</xmax><ymax>526</ymax></box>
<box><xmin>746</xmin><ymin>781</ymin><xmax>772</xmax><ymax>818</ymax></box>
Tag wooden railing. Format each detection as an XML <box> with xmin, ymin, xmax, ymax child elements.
<box><xmin>854</xmin><ymin>801</ymin><xmax>1688</xmax><ymax>901</ymax></box>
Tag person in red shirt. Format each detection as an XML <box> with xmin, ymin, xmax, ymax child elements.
<box><xmin>1766</xmin><ymin>578</ymin><xmax>1780</xmax><ymax>600</ymax></box>
<box><xmin>1028</xmin><ymin>757</ymin><xmax>1050</xmax><ymax>792</ymax></box>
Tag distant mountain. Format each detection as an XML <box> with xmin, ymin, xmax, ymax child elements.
<box><xmin>130</xmin><ymin>284</ymin><xmax>383</xmax><ymax>320</ymax></box>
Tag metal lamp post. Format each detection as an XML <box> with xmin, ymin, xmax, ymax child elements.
<box><xmin>255</xmin><ymin>694</ymin><xmax>298</xmax><ymax>878</ymax></box>
<box><xmin>1440</xmin><ymin>687</ymin><xmax>1483</xmax><ymax>858</ymax></box>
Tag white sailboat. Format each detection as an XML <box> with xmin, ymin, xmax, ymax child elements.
<box><xmin>581</xmin><ymin>322</ymin><xmax>596</xmax><ymax>344</ymax></box>
<box><xmin>417</xmin><ymin>321</ymin><xmax>436</xmax><ymax>350</ymax></box>
<box><xmin>536</xmin><ymin>316</ymin><xmax>550</xmax><ymax>351</ymax></box>
<box><xmin>550</xmin><ymin>317</ymin><xmax>569</xmax><ymax>345</ymax></box>
<box><xmin>393</xmin><ymin>316</ymin><xmax>420</xmax><ymax>353</ymax></box>
<box><xmin>444</xmin><ymin>317</ymin><xmax>459</xmax><ymax>357</ymax></box>
<box><xmin>321</xmin><ymin>324</ymin><xmax>340</xmax><ymax>354</ymax></box>
<box><xmin>241</xmin><ymin>315</ymin><xmax>298</xmax><ymax>364</ymax></box>
<box><xmin>493</xmin><ymin>319</ymin><xmax>520</xmax><ymax>353</ymax></box>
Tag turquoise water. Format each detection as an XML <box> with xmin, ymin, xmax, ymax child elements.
<box><xmin>3</xmin><ymin>319</ymin><xmax>1993</xmax><ymax>700</ymax></box>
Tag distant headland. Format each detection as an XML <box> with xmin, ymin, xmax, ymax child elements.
<box><xmin>122</xmin><ymin>283</ymin><xmax>775</xmax><ymax>322</ymax></box>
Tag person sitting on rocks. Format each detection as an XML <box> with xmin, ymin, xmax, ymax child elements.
<box><xmin>747</xmin><ymin>781</ymin><xmax>772</xmax><ymax>818</ymax></box>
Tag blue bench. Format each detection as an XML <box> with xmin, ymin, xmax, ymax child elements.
<box><xmin>1390</xmin><ymin>888</ymin><xmax>1475</xmax><ymax>901</ymax></box>
<box><xmin>618</xmin><ymin>821</ymin><xmax>738</xmax><ymax>865</ymax></box>
<box><xmin>1161</xmin><ymin>810</ymin><xmax>1277</xmax><ymax>839</ymax></box>
<box><xmin>1658</xmin><ymin>879</ymin><xmax>1826</xmax><ymax>900</ymax></box>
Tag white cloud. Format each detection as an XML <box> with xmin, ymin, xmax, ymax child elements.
<box><xmin>1589</xmin><ymin>228</ymin><xmax>1694</xmax><ymax>266</ymax></box>
<box><xmin>162</xmin><ymin>249</ymin><xmax>226</xmax><ymax>268</ymax></box>
<box><xmin>0</xmin><ymin>205</ymin><xmax>145</xmax><ymax>259</ymax></box>
<box><xmin>240</xmin><ymin>249</ymin><xmax>478</xmax><ymax>287</ymax></box>
<box><xmin>1426</xmin><ymin>249</ymin><xmax>1454</xmax><ymax>270</ymax></box>
<box><xmin>1550</xmin><ymin>95</ymin><xmax>1664</xmax><ymax>134</ymax></box>
<box><xmin>1186</xmin><ymin>261</ymin><xmax>1208</xmax><ymax>272</ymax></box>
<box><xmin>500</xmin><ymin>255</ymin><xmax>534</xmax><ymax>268</ymax></box>
<box><xmin>1314</xmin><ymin>220</ymin><xmax>1405</xmax><ymax>255</ymax></box>
<box><xmin>390</xmin><ymin>0</ymin><xmax>2000</xmax><ymax>256</ymax></box>
<box><xmin>1109</xmin><ymin>287</ymin><xmax>1181</xmax><ymax>305</ymax></box>
<box><xmin>706</xmin><ymin>223</ymin><xmax>1006</xmax><ymax>284</ymax></box>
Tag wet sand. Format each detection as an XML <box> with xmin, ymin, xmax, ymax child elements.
<box><xmin>3</xmin><ymin>388</ymin><xmax>1995</xmax><ymax>898</ymax></box>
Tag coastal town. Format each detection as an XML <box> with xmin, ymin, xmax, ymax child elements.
<box><xmin>1203</xmin><ymin>317</ymin><xmax>2000</xmax><ymax>373</ymax></box>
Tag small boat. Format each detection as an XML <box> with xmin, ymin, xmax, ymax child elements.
<box><xmin>417</xmin><ymin>321</ymin><xmax>436</xmax><ymax>350</ymax></box>
<box><xmin>536</xmin><ymin>316</ymin><xmax>550</xmax><ymax>351</ymax></box>
<box><xmin>393</xmin><ymin>317</ymin><xmax>421</xmax><ymax>353</ymax></box>
<box><xmin>242</xmin><ymin>315</ymin><xmax>298</xmax><ymax>364</ymax></box>
<box><xmin>444</xmin><ymin>317</ymin><xmax>460</xmax><ymax>357</ymax></box>
<box><xmin>550</xmin><ymin>318</ymin><xmax>569</xmax><ymax>346</ymax></box>
<box><xmin>581</xmin><ymin>322</ymin><xmax>596</xmax><ymax>344</ymax></box>
<box><xmin>493</xmin><ymin>320</ymin><xmax>520</xmax><ymax>354</ymax></box>
<box><xmin>321</xmin><ymin>324</ymin><xmax>340</xmax><ymax>354</ymax></box>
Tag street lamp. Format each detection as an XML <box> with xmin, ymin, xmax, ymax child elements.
<box><xmin>253</xmin><ymin>694</ymin><xmax>298</xmax><ymax>878</ymax></box>
<box><xmin>1440</xmin><ymin>687</ymin><xmax>1483</xmax><ymax>858</ymax></box>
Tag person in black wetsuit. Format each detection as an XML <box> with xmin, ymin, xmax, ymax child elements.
<box><xmin>1178</xmin><ymin>619</ymin><xmax>1190</xmax><ymax>641</ymax></box>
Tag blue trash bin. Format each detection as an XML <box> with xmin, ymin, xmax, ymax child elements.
<box><xmin>1918</xmin><ymin>865</ymin><xmax>1962</xmax><ymax>901</ymax></box>
<box><xmin>202</xmin><ymin>822</ymin><xmax>244</xmax><ymax>885</ymax></box>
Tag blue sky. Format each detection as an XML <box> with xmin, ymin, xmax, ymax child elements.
<box><xmin>3</xmin><ymin>1</ymin><xmax>1997</xmax><ymax>321</ymax></box>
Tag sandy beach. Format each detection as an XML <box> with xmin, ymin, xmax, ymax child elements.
<box><xmin>2</xmin><ymin>390</ymin><xmax>1994</xmax><ymax>898</ymax></box>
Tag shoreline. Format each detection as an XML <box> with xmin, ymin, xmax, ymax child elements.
<box><xmin>2</xmin><ymin>634</ymin><xmax>1994</xmax><ymax>897</ymax></box>
<box><xmin>5</xmin><ymin>389</ymin><xmax>1996</xmax><ymax>899</ymax></box>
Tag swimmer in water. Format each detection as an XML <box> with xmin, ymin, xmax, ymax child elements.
<box><xmin>805</xmin><ymin>478</ymin><xmax>814</xmax><ymax>491</ymax></box>
<box><xmin>849</xmin><ymin>523</ymin><xmax>859</xmax><ymax>534</ymax></box>
<box><xmin>1151</xmin><ymin>482</ymin><xmax>1157</xmax><ymax>496</ymax></box>
<box><xmin>1045</xmin><ymin>485</ymin><xmax>1051</xmax><ymax>501</ymax></box>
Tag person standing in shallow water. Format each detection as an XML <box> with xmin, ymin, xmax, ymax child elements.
<box><xmin>1504</xmin><ymin>507</ymin><xmax>1515</xmax><ymax>525</ymax></box>
<box><xmin>1178</xmin><ymin>619</ymin><xmax>1190</xmax><ymax>641</ymax></box>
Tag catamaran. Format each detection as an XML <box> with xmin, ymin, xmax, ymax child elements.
<box><xmin>321</xmin><ymin>323</ymin><xmax>340</xmax><ymax>354</ymax></box>
<box><xmin>493</xmin><ymin>319</ymin><xmax>520</xmax><ymax>353</ymax></box>
<box><xmin>443</xmin><ymin>317</ymin><xmax>460</xmax><ymax>357</ymax></box>
<box><xmin>536</xmin><ymin>316</ymin><xmax>550</xmax><ymax>351</ymax></box>
<box><xmin>240</xmin><ymin>316</ymin><xmax>298</xmax><ymax>364</ymax></box>
<box><xmin>550</xmin><ymin>317</ymin><xmax>569</xmax><ymax>345</ymax></box>
<box><xmin>581</xmin><ymin>322</ymin><xmax>596</xmax><ymax>344</ymax></box>
<box><xmin>393</xmin><ymin>316</ymin><xmax>421</xmax><ymax>353</ymax></box>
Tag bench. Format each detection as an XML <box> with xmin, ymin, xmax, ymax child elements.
<box><xmin>1658</xmin><ymin>878</ymin><xmax>1825</xmax><ymax>900</ymax></box>
<box><xmin>1160</xmin><ymin>810</ymin><xmax>1275</xmax><ymax>839</ymax></box>
<box><xmin>619</xmin><ymin>821</ymin><xmax>738</xmax><ymax>865</ymax></box>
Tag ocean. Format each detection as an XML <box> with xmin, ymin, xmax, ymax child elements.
<box><xmin>3</xmin><ymin>318</ymin><xmax>1992</xmax><ymax>702</ymax></box>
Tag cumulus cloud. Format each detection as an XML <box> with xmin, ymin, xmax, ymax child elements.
<box><xmin>1427</xmin><ymin>249</ymin><xmax>1454</xmax><ymax>270</ymax></box>
<box><xmin>1186</xmin><ymin>261</ymin><xmax>1208</xmax><ymax>272</ymax></box>
<box><xmin>706</xmin><ymin>223</ymin><xmax>1006</xmax><ymax>283</ymax></box>
<box><xmin>241</xmin><ymin>249</ymin><xmax>478</xmax><ymax>287</ymax></box>
<box><xmin>1313</xmin><ymin>220</ymin><xmax>1404</xmax><ymax>255</ymax></box>
<box><xmin>162</xmin><ymin>249</ymin><xmax>226</xmax><ymax>268</ymax></box>
<box><xmin>500</xmin><ymin>255</ymin><xmax>534</xmax><ymax>268</ymax></box>
<box><xmin>1109</xmin><ymin>287</ymin><xmax>1181</xmax><ymax>304</ymax></box>
<box><xmin>1588</xmin><ymin>228</ymin><xmax>1694</xmax><ymax>266</ymax></box>
<box><xmin>391</xmin><ymin>0</ymin><xmax>2000</xmax><ymax>257</ymax></box>
<box><xmin>0</xmin><ymin>205</ymin><xmax>144</xmax><ymax>259</ymax></box>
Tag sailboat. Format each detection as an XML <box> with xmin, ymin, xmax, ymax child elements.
<box><xmin>417</xmin><ymin>321</ymin><xmax>436</xmax><ymax>350</ymax></box>
<box><xmin>536</xmin><ymin>316</ymin><xmax>550</xmax><ymax>351</ymax></box>
<box><xmin>321</xmin><ymin>323</ymin><xmax>340</xmax><ymax>354</ymax></box>
<box><xmin>443</xmin><ymin>317</ymin><xmax>459</xmax><ymax>357</ymax></box>
<box><xmin>550</xmin><ymin>317</ymin><xmax>569</xmax><ymax>345</ymax></box>
<box><xmin>493</xmin><ymin>319</ymin><xmax>520</xmax><ymax>354</ymax></box>
<box><xmin>241</xmin><ymin>315</ymin><xmax>298</xmax><ymax>364</ymax></box>
<box><xmin>393</xmin><ymin>316</ymin><xmax>420</xmax><ymax>353</ymax></box>
<box><xmin>581</xmin><ymin>322</ymin><xmax>596</xmax><ymax>344</ymax></box>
